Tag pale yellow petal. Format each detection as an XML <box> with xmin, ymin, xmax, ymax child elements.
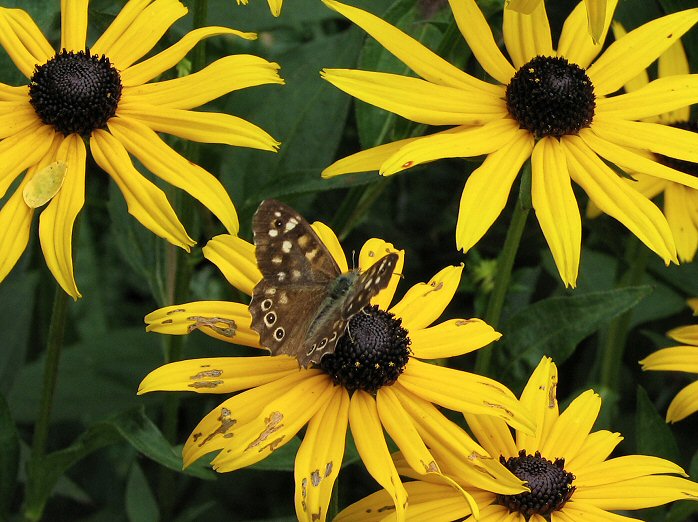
<box><xmin>666</xmin><ymin>380</ymin><xmax>698</xmax><ymax>423</ymax></box>
<box><xmin>0</xmin><ymin>175</ymin><xmax>34</xmax><ymax>283</ymax></box>
<box><xmin>60</xmin><ymin>0</ymin><xmax>88</xmax><ymax>52</ymax></box>
<box><xmin>665</xmin><ymin>184</ymin><xmax>698</xmax><ymax>263</ymax></box>
<box><xmin>658</xmin><ymin>40</ymin><xmax>691</xmax><ymax>123</ymax></box>
<box><xmin>0</xmin><ymin>121</ymin><xmax>54</xmax><ymax>199</ymax></box>
<box><xmin>557</xmin><ymin>0</ymin><xmax>617</xmax><ymax>68</ymax></box>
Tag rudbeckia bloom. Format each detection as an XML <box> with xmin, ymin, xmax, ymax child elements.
<box><xmin>641</xmin><ymin>298</ymin><xmax>698</xmax><ymax>423</ymax></box>
<box><xmin>0</xmin><ymin>0</ymin><xmax>283</xmax><ymax>298</ymax></box>
<box><xmin>337</xmin><ymin>356</ymin><xmax>698</xmax><ymax>521</ymax></box>
<box><xmin>506</xmin><ymin>0</ymin><xmax>607</xmax><ymax>43</ymax></box>
<box><xmin>139</xmin><ymin>220</ymin><xmax>535</xmax><ymax>521</ymax></box>
<box><xmin>236</xmin><ymin>0</ymin><xmax>284</xmax><ymax>17</ymax></box>
<box><xmin>320</xmin><ymin>0</ymin><xmax>698</xmax><ymax>287</ymax></box>
<box><xmin>588</xmin><ymin>25</ymin><xmax>698</xmax><ymax>262</ymax></box>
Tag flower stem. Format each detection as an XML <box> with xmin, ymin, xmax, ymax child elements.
<box><xmin>475</xmin><ymin>162</ymin><xmax>531</xmax><ymax>375</ymax></box>
<box><xmin>599</xmin><ymin>236</ymin><xmax>649</xmax><ymax>394</ymax></box>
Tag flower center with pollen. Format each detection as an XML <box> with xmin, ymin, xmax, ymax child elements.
<box><xmin>658</xmin><ymin>121</ymin><xmax>698</xmax><ymax>177</ymax></box>
<box><xmin>506</xmin><ymin>56</ymin><xmax>595</xmax><ymax>139</ymax></box>
<box><xmin>497</xmin><ymin>450</ymin><xmax>576</xmax><ymax>517</ymax></box>
<box><xmin>319</xmin><ymin>305</ymin><xmax>411</xmax><ymax>393</ymax></box>
<box><xmin>29</xmin><ymin>49</ymin><xmax>122</xmax><ymax>137</ymax></box>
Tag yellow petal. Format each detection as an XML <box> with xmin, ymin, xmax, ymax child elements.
<box><xmin>573</xmin><ymin>475</ymin><xmax>698</xmax><ymax>510</ymax></box>
<box><xmin>348</xmin><ymin>391</ymin><xmax>407</xmax><ymax>521</ymax></box>
<box><xmin>658</xmin><ymin>40</ymin><xmax>691</xmax><ymax>123</ymax></box>
<box><xmin>562</xmin><ymin>135</ymin><xmax>677</xmax><ymax>264</ymax></box>
<box><xmin>138</xmin><ymin>356</ymin><xmax>298</xmax><ymax>395</ymax></box>
<box><xmin>587</xmin><ymin>8</ymin><xmax>698</xmax><ymax>96</ymax></box>
<box><xmin>322</xmin><ymin>136</ymin><xmax>422</xmax><ymax>178</ymax></box>
<box><xmin>667</xmin><ymin>324</ymin><xmax>698</xmax><ymax>345</ymax></box>
<box><xmin>608</xmin><ymin>22</ymin><xmax>650</xmax><ymax>94</ymax></box>
<box><xmin>666</xmin><ymin>380</ymin><xmax>698</xmax><ymax>423</ymax></box>
<box><xmin>665</xmin><ymin>184</ymin><xmax>698</xmax><ymax>263</ymax></box>
<box><xmin>595</xmin><ymin>75</ymin><xmax>698</xmax><ymax>122</ymax></box>
<box><xmin>294</xmin><ymin>387</ymin><xmax>349</xmax><ymax>522</ymax></box>
<box><xmin>575</xmin><ymin>455</ymin><xmax>686</xmax><ymax>487</ymax></box>
<box><xmin>531</xmin><ymin>137</ymin><xmax>581</xmax><ymax>287</ymax></box>
<box><xmin>554</xmin><ymin>502</ymin><xmax>641</xmax><ymax>522</ymax></box>
<box><xmin>465</xmin><ymin>412</ymin><xmax>519</xmax><ymax>462</ymax></box>
<box><xmin>108</xmin><ymin>116</ymin><xmax>239</xmax><ymax>234</ymax></box>
<box><xmin>640</xmin><ymin>346</ymin><xmax>698</xmax><ymax>373</ymax></box>
<box><xmin>503</xmin><ymin>0</ymin><xmax>552</xmax><ymax>69</ymax></box>
<box><xmin>389</xmin><ymin>265</ymin><xmax>462</xmax><ymax>332</ymax></box>
<box><xmin>22</xmin><ymin>161</ymin><xmax>67</xmax><ymax>208</ymax></box>
<box><xmin>358</xmin><ymin>238</ymin><xmax>404</xmax><ymax>311</ymax></box>
<box><xmin>93</xmin><ymin>0</ymin><xmax>188</xmax><ymax>70</ymax></box>
<box><xmin>409</xmin><ymin>318</ymin><xmax>501</xmax><ymax>360</ymax></box>
<box><xmin>516</xmin><ymin>356</ymin><xmax>559</xmax><ymax>453</ymax></box>
<box><xmin>0</xmin><ymin>121</ymin><xmax>54</xmax><ymax>199</ymax></box>
<box><xmin>39</xmin><ymin>134</ymin><xmax>86</xmax><ymax>300</ymax></box>
<box><xmin>0</xmin><ymin>100</ymin><xmax>39</xmax><ymax>139</ymax></box>
<box><xmin>557</xmin><ymin>0</ymin><xmax>617</xmax><ymax>68</ymax></box>
<box><xmin>0</xmin><ymin>82</ymin><xmax>28</xmax><ymax>101</ymax></box>
<box><xmin>0</xmin><ymin>175</ymin><xmax>35</xmax><ymax>283</ymax></box>
<box><xmin>123</xmin><ymin>55</ymin><xmax>283</xmax><ymax>110</ymax></box>
<box><xmin>144</xmin><ymin>301</ymin><xmax>261</xmax><ymax>347</ymax></box>
<box><xmin>539</xmin><ymin>389</ymin><xmax>600</xmax><ymax>462</ymax></box>
<box><xmin>0</xmin><ymin>8</ymin><xmax>54</xmax><ymax>76</ymax></box>
<box><xmin>456</xmin><ymin>129</ymin><xmax>534</xmax><ymax>252</ymax></box>
<box><xmin>202</xmin><ymin>234</ymin><xmax>261</xmax><ymax>296</ymax></box>
<box><xmin>400</xmin><ymin>359</ymin><xmax>535</xmax><ymax>434</ymax></box>
<box><xmin>90</xmin><ymin>0</ymin><xmax>151</xmax><ymax>57</ymax></box>
<box><xmin>584</xmin><ymin>0</ymin><xmax>610</xmax><ymax>44</ymax></box>
<box><xmin>447</xmin><ymin>0</ymin><xmax>516</xmax><ymax>84</ymax></box>
<box><xmin>377</xmin><ymin>387</ymin><xmax>481</xmax><ymax>519</ymax></box>
<box><xmin>380</xmin><ymin>118</ymin><xmax>521</xmax><ymax>176</ymax></box>
<box><xmin>580</xmin><ymin>128</ymin><xmax>698</xmax><ymax>190</ymax></box>
<box><xmin>322</xmin><ymin>0</ymin><xmax>499</xmax><ymax>93</ymax></box>
<box><xmin>60</xmin><ymin>0</ymin><xmax>88</xmax><ymax>52</ymax></box>
<box><xmin>505</xmin><ymin>0</ymin><xmax>541</xmax><ymax>14</ymax></box>
<box><xmin>117</xmin><ymin>103</ymin><xmax>279</xmax><ymax>151</ymax></box>
<box><xmin>121</xmin><ymin>26</ymin><xmax>257</xmax><ymax>87</ymax></box>
<box><xmin>321</xmin><ymin>69</ymin><xmax>506</xmax><ymax>126</ymax></box>
<box><xmin>90</xmin><ymin>129</ymin><xmax>194</xmax><ymax>251</ymax></box>
<box><xmin>567</xmin><ymin>430</ymin><xmax>623</xmax><ymax>470</ymax></box>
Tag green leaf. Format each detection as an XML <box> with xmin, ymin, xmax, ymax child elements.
<box><xmin>635</xmin><ymin>386</ymin><xmax>681</xmax><ymax>463</ymax></box>
<box><xmin>498</xmin><ymin>286</ymin><xmax>653</xmax><ymax>381</ymax></box>
<box><xmin>126</xmin><ymin>463</ymin><xmax>160</xmax><ymax>522</ymax></box>
<box><xmin>0</xmin><ymin>393</ymin><xmax>19</xmax><ymax>518</ymax></box>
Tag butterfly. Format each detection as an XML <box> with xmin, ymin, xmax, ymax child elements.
<box><xmin>249</xmin><ymin>199</ymin><xmax>399</xmax><ymax>368</ymax></box>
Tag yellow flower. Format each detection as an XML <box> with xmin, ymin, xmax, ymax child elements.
<box><xmin>506</xmin><ymin>0</ymin><xmax>608</xmax><ymax>43</ymax></box>
<box><xmin>0</xmin><ymin>0</ymin><xmax>283</xmax><ymax>298</ymax></box>
<box><xmin>641</xmin><ymin>298</ymin><xmax>698</xmax><ymax>423</ymax></box>
<box><xmin>320</xmin><ymin>0</ymin><xmax>698</xmax><ymax>287</ymax></box>
<box><xmin>139</xmin><ymin>220</ymin><xmax>535</xmax><ymax>521</ymax></box>
<box><xmin>337</xmin><ymin>356</ymin><xmax>698</xmax><ymax>521</ymax></box>
<box><xmin>588</xmin><ymin>24</ymin><xmax>698</xmax><ymax>262</ymax></box>
<box><xmin>236</xmin><ymin>0</ymin><xmax>284</xmax><ymax>17</ymax></box>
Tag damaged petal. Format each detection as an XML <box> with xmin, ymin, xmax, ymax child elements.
<box><xmin>246</xmin><ymin>411</ymin><xmax>284</xmax><ymax>451</ymax></box>
<box><xmin>483</xmin><ymin>401</ymin><xmax>515</xmax><ymax>419</ymax></box>
<box><xmin>187</xmin><ymin>316</ymin><xmax>237</xmax><ymax>338</ymax></box>
<box><xmin>198</xmin><ymin>407</ymin><xmax>237</xmax><ymax>447</ymax></box>
<box><xmin>188</xmin><ymin>380</ymin><xmax>224</xmax><ymax>389</ymax></box>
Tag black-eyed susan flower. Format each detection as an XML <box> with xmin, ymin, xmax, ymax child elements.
<box><xmin>641</xmin><ymin>298</ymin><xmax>698</xmax><ymax>423</ymax></box>
<box><xmin>320</xmin><ymin>0</ymin><xmax>698</xmax><ymax>287</ymax></box>
<box><xmin>506</xmin><ymin>0</ymin><xmax>607</xmax><ymax>43</ymax></box>
<box><xmin>236</xmin><ymin>0</ymin><xmax>284</xmax><ymax>17</ymax></box>
<box><xmin>588</xmin><ymin>25</ymin><xmax>698</xmax><ymax>262</ymax></box>
<box><xmin>139</xmin><ymin>219</ymin><xmax>536</xmax><ymax>521</ymax></box>
<box><xmin>0</xmin><ymin>0</ymin><xmax>283</xmax><ymax>299</ymax></box>
<box><xmin>337</xmin><ymin>356</ymin><xmax>698</xmax><ymax>521</ymax></box>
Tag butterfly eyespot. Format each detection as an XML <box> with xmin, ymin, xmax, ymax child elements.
<box><xmin>307</xmin><ymin>345</ymin><xmax>317</xmax><ymax>356</ymax></box>
<box><xmin>318</xmin><ymin>338</ymin><xmax>327</xmax><ymax>348</ymax></box>
<box><xmin>329</xmin><ymin>332</ymin><xmax>337</xmax><ymax>342</ymax></box>
<box><xmin>261</xmin><ymin>299</ymin><xmax>273</xmax><ymax>311</ymax></box>
<box><xmin>274</xmin><ymin>327</ymin><xmax>285</xmax><ymax>340</ymax></box>
<box><xmin>264</xmin><ymin>312</ymin><xmax>276</xmax><ymax>326</ymax></box>
<box><xmin>274</xmin><ymin>219</ymin><xmax>283</xmax><ymax>228</ymax></box>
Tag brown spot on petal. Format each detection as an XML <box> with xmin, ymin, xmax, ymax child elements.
<box><xmin>483</xmin><ymin>401</ymin><xmax>515</xmax><ymax>418</ymax></box>
<box><xmin>198</xmin><ymin>407</ymin><xmax>237</xmax><ymax>447</ymax></box>
<box><xmin>167</xmin><ymin>308</ymin><xmax>187</xmax><ymax>315</ymax></box>
<box><xmin>188</xmin><ymin>380</ymin><xmax>224</xmax><ymax>389</ymax></box>
<box><xmin>455</xmin><ymin>319</ymin><xmax>475</xmax><ymax>326</ymax></box>
<box><xmin>187</xmin><ymin>316</ymin><xmax>237</xmax><ymax>338</ymax></box>
<box><xmin>324</xmin><ymin>462</ymin><xmax>333</xmax><ymax>477</ymax></box>
<box><xmin>311</xmin><ymin>469</ymin><xmax>322</xmax><ymax>487</ymax></box>
<box><xmin>247</xmin><ymin>411</ymin><xmax>284</xmax><ymax>451</ymax></box>
<box><xmin>190</xmin><ymin>369</ymin><xmax>223</xmax><ymax>379</ymax></box>
<box><xmin>424</xmin><ymin>460</ymin><xmax>439</xmax><ymax>473</ymax></box>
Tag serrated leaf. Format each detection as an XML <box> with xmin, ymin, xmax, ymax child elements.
<box><xmin>498</xmin><ymin>286</ymin><xmax>653</xmax><ymax>381</ymax></box>
<box><xmin>0</xmin><ymin>393</ymin><xmax>19</xmax><ymax>518</ymax></box>
<box><xmin>635</xmin><ymin>386</ymin><xmax>681</xmax><ymax>463</ymax></box>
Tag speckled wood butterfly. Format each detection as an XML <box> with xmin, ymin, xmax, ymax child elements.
<box><xmin>249</xmin><ymin>199</ymin><xmax>399</xmax><ymax>368</ymax></box>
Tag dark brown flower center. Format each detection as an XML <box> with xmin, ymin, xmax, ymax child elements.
<box><xmin>506</xmin><ymin>56</ymin><xmax>595</xmax><ymax>139</ymax></box>
<box><xmin>29</xmin><ymin>49</ymin><xmax>122</xmax><ymax>137</ymax></box>
<box><xmin>319</xmin><ymin>305</ymin><xmax>411</xmax><ymax>393</ymax></box>
<box><xmin>658</xmin><ymin>121</ymin><xmax>698</xmax><ymax>177</ymax></box>
<box><xmin>497</xmin><ymin>450</ymin><xmax>576</xmax><ymax>518</ymax></box>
